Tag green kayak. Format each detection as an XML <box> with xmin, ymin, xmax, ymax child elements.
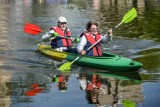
<box><xmin>38</xmin><ymin>44</ymin><xmax>143</xmax><ymax>72</ymax></box>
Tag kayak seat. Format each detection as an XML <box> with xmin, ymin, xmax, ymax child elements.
<box><xmin>66</xmin><ymin>47</ymin><xmax>78</xmax><ymax>54</ymax></box>
<box><xmin>102</xmin><ymin>52</ymin><xmax>116</xmax><ymax>57</ymax></box>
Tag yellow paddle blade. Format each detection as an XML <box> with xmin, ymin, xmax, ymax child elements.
<box><xmin>122</xmin><ymin>8</ymin><xmax>137</xmax><ymax>24</ymax></box>
<box><xmin>58</xmin><ymin>62</ymin><xmax>72</xmax><ymax>71</ymax></box>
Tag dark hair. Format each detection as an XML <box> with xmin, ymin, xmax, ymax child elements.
<box><xmin>86</xmin><ymin>21</ymin><xmax>99</xmax><ymax>31</ymax></box>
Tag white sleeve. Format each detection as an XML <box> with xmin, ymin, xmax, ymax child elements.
<box><xmin>49</xmin><ymin>29</ymin><xmax>55</xmax><ymax>34</ymax></box>
<box><xmin>42</xmin><ymin>33</ymin><xmax>52</xmax><ymax>42</ymax></box>
<box><xmin>42</xmin><ymin>29</ymin><xmax>55</xmax><ymax>42</ymax></box>
<box><xmin>101</xmin><ymin>34</ymin><xmax>113</xmax><ymax>43</ymax></box>
<box><xmin>76</xmin><ymin>35</ymin><xmax>87</xmax><ymax>53</ymax></box>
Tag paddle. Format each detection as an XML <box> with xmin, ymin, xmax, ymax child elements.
<box><xmin>24</xmin><ymin>23</ymin><xmax>73</xmax><ymax>40</ymax></box>
<box><xmin>58</xmin><ymin>7</ymin><xmax>137</xmax><ymax>71</ymax></box>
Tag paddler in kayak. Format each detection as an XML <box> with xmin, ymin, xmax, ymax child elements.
<box><xmin>42</xmin><ymin>16</ymin><xmax>80</xmax><ymax>52</ymax></box>
<box><xmin>77</xmin><ymin>21</ymin><xmax>113</xmax><ymax>56</ymax></box>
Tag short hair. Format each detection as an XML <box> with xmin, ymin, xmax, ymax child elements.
<box><xmin>86</xmin><ymin>21</ymin><xmax>99</xmax><ymax>31</ymax></box>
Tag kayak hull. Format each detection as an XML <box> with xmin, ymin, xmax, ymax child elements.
<box><xmin>66</xmin><ymin>52</ymin><xmax>142</xmax><ymax>72</ymax></box>
<box><xmin>38</xmin><ymin>44</ymin><xmax>143</xmax><ymax>72</ymax></box>
<box><xmin>38</xmin><ymin>44</ymin><xmax>67</xmax><ymax>61</ymax></box>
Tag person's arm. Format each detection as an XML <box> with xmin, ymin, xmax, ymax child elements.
<box><xmin>42</xmin><ymin>29</ymin><xmax>58</xmax><ymax>42</ymax></box>
<box><xmin>71</xmin><ymin>37</ymin><xmax>80</xmax><ymax>43</ymax></box>
<box><xmin>101</xmin><ymin>29</ymin><xmax>113</xmax><ymax>43</ymax></box>
<box><xmin>76</xmin><ymin>35</ymin><xmax>87</xmax><ymax>54</ymax></box>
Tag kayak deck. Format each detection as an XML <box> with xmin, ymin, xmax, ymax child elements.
<box><xmin>38</xmin><ymin>44</ymin><xmax>143</xmax><ymax>72</ymax></box>
<box><xmin>38</xmin><ymin>44</ymin><xmax>68</xmax><ymax>61</ymax></box>
<box><xmin>66</xmin><ymin>52</ymin><xmax>142</xmax><ymax>71</ymax></box>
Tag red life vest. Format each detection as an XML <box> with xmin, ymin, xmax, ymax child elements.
<box><xmin>91</xmin><ymin>74</ymin><xmax>101</xmax><ymax>88</ymax></box>
<box><xmin>58</xmin><ymin>76</ymin><xmax>64</xmax><ymax>82</ymax></box>
<box><xmin>83</xmin><ymin>32</ymin><xmax>102</xmax><ymax>56</ymax></box>
<box><xmin>51</xmin><ymin>26</ymin><xmax>72</xmax><ymax>48</ymax></box>
<box><xmin>86</xmin><ymin>74</ymin><xmax>101</xmax><ymax>90</ymax></box>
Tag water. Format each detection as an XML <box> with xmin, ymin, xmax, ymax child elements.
<box><xmin>0</xmin><ymin>0</ymin><xmax>160</xmax><ymax>107</ymax></box>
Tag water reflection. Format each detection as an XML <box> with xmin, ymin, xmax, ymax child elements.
<box><xmin>51</xmin><ymin>74</ymin><xmax>70</xmax><ymax>92</ymax></box>
<box><xmin>25</xmin><ymin>83</ymin><xmax>44</xmax><ymax>96</ymax></box>
<box><xmin>0</xmin><ymin>72</ymin><xmax>12</xmax><ymax>107</ymax></box>
<box><xmin>46</xmin><ymin>0</ymin><xmax>68</xmax><ymax>4</ymax></box>
<box><xmin>77</xmin><ymin>71</ymin><xmax>143</xmax><ymax>106</ymax></box>
<box><xmin>0</xmin><ymin>70</ymin><xmax>144</xmax><ymax>107</ymax></box>
<box><xmin>78</xmin><ymin>73</ymin><xmax>115</xmax><ymax>105</ymax></box>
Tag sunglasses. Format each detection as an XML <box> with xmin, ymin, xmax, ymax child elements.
<box><xmin>91</xmin><ymin>27</ymin><xmax>98</xmax><ymax>30</ymax></box>
<box><xmin>59</xmin><ymin>22</ymin><xmax>67</xmax><ymax>25</ymax></box>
